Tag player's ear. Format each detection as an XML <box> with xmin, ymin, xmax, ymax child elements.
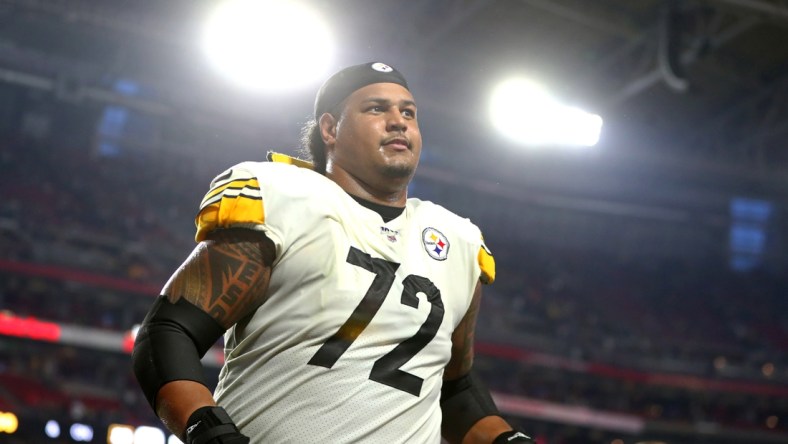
<box><xmin>319</xmin><ymin>112</ymin><xmax>338</xmax><ymax>147</ymax></box>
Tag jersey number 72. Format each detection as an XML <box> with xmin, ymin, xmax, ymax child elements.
<box><xmin>308</xmin><ymin>246</ymin><xmax>445</xmax><ymax>396</ymax></box>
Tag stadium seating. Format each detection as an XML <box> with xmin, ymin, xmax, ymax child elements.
<box><xmin>1</xmin><ymin>136</ymin><xmax>786</xmax><ymax>443</ymax></box>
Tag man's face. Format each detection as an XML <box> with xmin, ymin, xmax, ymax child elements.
<box><xmin>326</xmin><ymin>82</ymin><xmax>422</xmax><ymax>193</ymax></box>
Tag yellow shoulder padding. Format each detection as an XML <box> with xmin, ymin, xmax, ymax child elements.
<box><xmin>194</xmin><ymin>192</ymin><xmax>265</xmax><ymax>242</ymax></box>
<box><xmin>478</xmin><ymin>244</ymin><xmax>495</xmax><ymax>284</ymax></box>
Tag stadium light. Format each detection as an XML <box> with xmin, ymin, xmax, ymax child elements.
<box><xmin>108</xmin><ymin>424</ymin><xmax>134</xmax><ymax>444</ymax></box>
<box><xmin>489</xmin><ymin>77</ymin><xmax>603</xmax><ymax>147</ymax></box>
<box><xmin>203</xmin><ymin>0</ymin><xmax>334</xmax><ymax>92</ymax></box>
<box><xmin>134</xmin><ymin>426</ymin><xmax>166</xmax><ymax>444</ymax></box>
<box><xmin>45</xmin><ymin>419</ymin><xmax>61</xmax><ymax>438</ymax></box>
<box><xmin>0</xmin><ymin>412</ymin><xmax>18</xmax><ymax>434</ymax></box>
<box><xmin>69</xmin><ymin>422</ymin><xmax>93</xmax><ymax>442</ymax></box>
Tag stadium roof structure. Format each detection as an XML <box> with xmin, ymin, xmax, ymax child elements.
<box><xmin>1</xmin><ymin>0</ymin><xmax>787</xmax><ymax>261</ymax></box>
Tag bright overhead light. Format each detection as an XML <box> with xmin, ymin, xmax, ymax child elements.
<box><xmin>203</xmin><ymin>0</ymin><xmax>334</xmax><ymax>92</ymax></box>
<box><xmin>134</xmin><ymin>426</ymin><xmax>166</xmax><ymax>444</ymax></box>
<box><xmin>489</xmin><ymin>78</ymin><xmax>603</xmax><ymax>147</ymax></box>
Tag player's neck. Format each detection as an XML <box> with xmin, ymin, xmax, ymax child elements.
<box><xmin>349</xmin><ymin>195</ymin><xmax>405</xmax><ymax>222</ymax></box>
<box><xmin>326</xmin><ymin>169</ymin><xmax>408</xmax><ymax>207</ymax></box>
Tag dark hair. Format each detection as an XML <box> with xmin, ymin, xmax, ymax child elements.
<box><xmin>299</xmin><ymin>101</ymin><xmax>344</xmax><ymax>175</ymax></box>
<box><xmin>299</xmin><ymin>117</ymin><xmax>327</xmax><ymax>174</ymax></box>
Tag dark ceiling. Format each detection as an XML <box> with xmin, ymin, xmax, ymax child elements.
<box><xmin>2</xmin><ymin>1</ymin><xmax>787</xmax><ymax>164</ymax></box>
<box><xmin>2</xmin><ymin>0</ymin><xmax>788</xmax><ymax>260</ymax></box>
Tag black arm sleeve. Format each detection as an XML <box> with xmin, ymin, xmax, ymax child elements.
<box><xmin>440</xmin><ymin>371</ymin><xmax>500</xmax><ymax>444</ymax></box>
<box><xmin>131</xmin><ymin>296</ymin><xmax>226</xmax><ymax>410</ymax></box>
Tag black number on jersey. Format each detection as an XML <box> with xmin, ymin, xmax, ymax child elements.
<box><xmin>307</xmin><ymin>247</ymin><xmax>398</xmax><ymax>368</ymax></box>
<box><xmin>307</xmin><ymin>247</ymin><xmax>445</xmax><ymax>396</ymax></box>
<box><xmin>369</xmin><ymin>274</ymin><xmax>444</xmax><ymax>395</ymax></box>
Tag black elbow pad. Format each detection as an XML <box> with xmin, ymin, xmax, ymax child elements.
<box><xmin>132</xmin><ymin>296</ymin><xmax>226</xmax><ymax>410</ymax></box>
<box><xmin>440</xmin><ymin>371</ymin><xmax>500</xmax><ymax>444</ymax></box>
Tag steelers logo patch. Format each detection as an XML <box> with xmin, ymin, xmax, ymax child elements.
<box><xmin>422</xmin><ymin>227</ymin><xmax>450</xmax><ymax>261</ymax></box>
<box><xmin>371</xmin><ymin>62</ymin><xmax>394</xmax><ymax>73</ymax></box>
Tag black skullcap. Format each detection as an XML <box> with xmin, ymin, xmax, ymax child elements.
<box><xmin>314</xmin><ymin>62</ymin><xmax>409</xmax><ymax>119</ymax></box>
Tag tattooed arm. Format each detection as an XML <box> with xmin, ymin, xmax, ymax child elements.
<box><xmin>443</xmin><ymin>281</ymin><xmax>514</xmax><ymax>444</ymax></box>
<box><xmin>444</xmin><ymin>281</ymin><xmax>482</xmax><ymax>381</ymax></box>
<box><xmin>160</xmin><ymin>229</ymin><xmax>274</xmax><ymax>328</ymax></box>
<box><xmin>152</xmin><ymin>228</ymin><xmax>276</xmax><ymax>438</ymax></box>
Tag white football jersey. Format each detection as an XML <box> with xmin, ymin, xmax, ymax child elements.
<box><xmin>194</xmin><ymin>156</ymin><xmax>495</xmax><ymax>443</ymax></box>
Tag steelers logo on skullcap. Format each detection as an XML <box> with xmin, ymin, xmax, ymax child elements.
<box><xmin>314</xmin><ymin>61</ymin><xmax>409</xmax><ymax>119</ymax></box>
<box><xmin>371</xmin><ymin>62</ymin><xmax>394</xmax><ymax>73</ymax></box>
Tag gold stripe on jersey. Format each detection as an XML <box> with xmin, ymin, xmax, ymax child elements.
<box><xmin>200</xmin><ymin>178</ymin><xmax>260</xmax><ymax>210</ymax></box>
<box><xmin>267</xmin><ymin>151</ymin><xmax>315</xmax><ymax>170</ymax></box>
<box><xmin>194</xmin><ymin>178</ymin><xmax>264</xmax><ymax>242</ymax></box>
<box><xmin>478</xmin><ymin>244</ymin><xmax>495</xmax><ymax>284</ymax></box>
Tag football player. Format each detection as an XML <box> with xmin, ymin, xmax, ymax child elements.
<box><xmin>132</xmin><ymin>62</ymin><xmax>533</xmax><ymax>444</ymax></box>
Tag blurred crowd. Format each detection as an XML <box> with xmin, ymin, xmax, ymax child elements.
<box><xmin>480</xmin><ymin>243</ymin><xmax>787</xmax><ymax>383</ymax></box>
<box><xmin>1</xmin><ymin>136</ymin><xmax>786</xmax><ymax>443</ymax></box>
<box><xmin>0</xmin><ymin>134</ymin><xmax>205</xmax><ymax>283</ymax></box>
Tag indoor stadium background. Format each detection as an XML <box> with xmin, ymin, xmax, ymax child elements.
<box><xmin>0</xmin><ymin>1</ymin><xmax>786</xmax><ymax>443</ymax></box>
